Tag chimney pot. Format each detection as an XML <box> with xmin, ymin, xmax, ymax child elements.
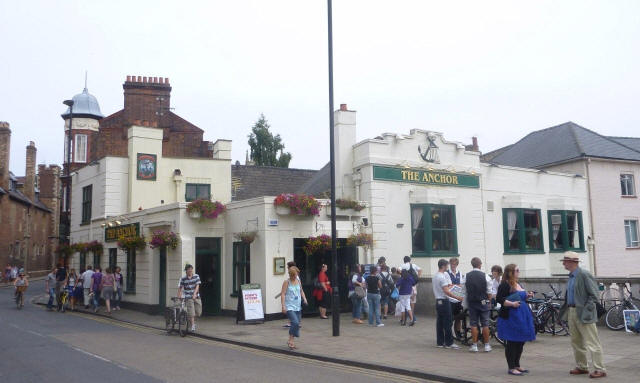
<box><xmin>126</xmin><ymin>75</ymin><xmax>131</xmax><ymax>82</ymax></box>
<box><xmin>165</xmin><ymin>77</ymin><xmax>169</xmax><ymax>84</ymax></box>
<box><xmin>159</xmin><ymin>77</ymin><xmax>163</xmax><ymax>84</ymax></box>
<box><xmin>143</xmin><ymin>76</ymin><xmax>147</xmax><ymax>82</ymax></box>
<box><xmin>153</xmin><ymin>76</ymin><xmax>158</xmax><ymax>83</ymax></box>
<box><xmin>340</xmin><ymin>104</ymin><xmax>347</xmax><ymax>111</ymax></box>
<box><xmin>137</xmin><ymin>76</ymin><xmax>142</xmax><ymax>82</ymax></box>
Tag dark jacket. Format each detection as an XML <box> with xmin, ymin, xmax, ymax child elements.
<box><xmin>559</xmin><ymin>267</ymin><xmax>599</xmax><ymax>324</ymax></box>
<box><xmin>496</xmin><ymin>281</ymin><xmax>519</xmax><ymax>319</ymax></box>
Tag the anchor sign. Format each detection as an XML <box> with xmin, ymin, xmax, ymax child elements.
<box><xmin>418</xmin><ymin>135</ymin><xmax>439</xmax><ymax>163</ymax></box>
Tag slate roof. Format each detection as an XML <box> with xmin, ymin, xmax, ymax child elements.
<box><xmin>231</xmin><ymin>165</ymin><xmax>317</xmax><ymax>201</ymax></box>
<box><xmin>483</xmin><ymin>122</ymin><xmax>640</xmax><ymax>168</ymax></box>
<box><xmin>5</xmin><ymin>172</ymin><xmax>52</xmax><ymax>212</ymax></box>
<box><xmin>297</xmin><ymin>162</ymin><xmax>331</xmax><ymax>198</ymax></box>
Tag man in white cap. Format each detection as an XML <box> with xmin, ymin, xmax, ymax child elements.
<box><xmin>559</xmin><ymin>251</ymin><xmax>606</xmax><ymax>379</ymax></box>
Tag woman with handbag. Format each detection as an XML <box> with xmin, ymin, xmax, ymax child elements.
<box><xmin>349</xmin><ymin>264</ymin><xmax>365</xmax><ymax>324</ymax></box>
<box><xmin>496</xmin><ymin>264</ymin><xmax>536</xmax><ymax>376</ymax></box>
<box><xmin>281</xmin><ymin>266</ymin><xmax>307</xmax><ymax>350</ymax></box>
<box><xmin>312</xmin><ymin>264</ymin><xmax>332</xmax><ymax>319</ymax></box>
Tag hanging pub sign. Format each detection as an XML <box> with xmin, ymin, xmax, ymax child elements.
<box><xmin>373</xmin><ymin>165</ymin><xmax>480</xmax><ymax>188</ymax></box>
<box><xmin>137</xmin><ymin>153</ymin><xmax>157</xmax><ymax>180</ymax></box>
<box><xmin>236</xmin><ymin>283</ymin><xmax>264</xmax><ymax>324</ymax></box>
<box><xmin>105</xmin><ymin>222</ymin><xmax>140</xmax><ymax>242</ymax></box>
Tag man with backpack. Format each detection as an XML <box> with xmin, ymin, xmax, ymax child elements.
<box><xmin>379</xmin><ymin>265</ymin><xmax>395</xmax><ymax>319</ymax></box>
<box><xmin>400</xmin><ymin>256</ymin><xmax>421</xmax><ymax>324</ymax></box>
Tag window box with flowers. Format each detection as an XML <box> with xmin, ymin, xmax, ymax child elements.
<box><xmin>328</xmin><ymin>199</ymin><xmax>366</xmax><ymax>217</ymax></box>
<box><xmin>186</xmin><ymin>199</ymin><xmax>226</xmax><ymax>221</ymax></box>
<box><xmin>150</xmin><ymin>231</ymin><xmax>179</xmax><ymax>250</ymax></box>
<box><xmin>273</xmin><ymin>193</ymin><xmax>320</xmax><ymax>217</ymax></box>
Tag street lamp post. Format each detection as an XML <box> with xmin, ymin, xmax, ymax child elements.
<box><xmin>63</xmin><ymin>99</ymin><xmax>74</xmax><ymax>245</ymax></box>
<box><xmin>327</xmin><ymin>0</ymin><xmax>339</xmax><ymax>337</ymax></box>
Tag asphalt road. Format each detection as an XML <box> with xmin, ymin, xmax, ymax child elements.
<box><xmin>0</xmin><ymin>280</ymin><xmax>431</xmax><ymax>383</ymax></box>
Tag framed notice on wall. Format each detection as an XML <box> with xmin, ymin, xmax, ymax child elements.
<box><xmin>137</xmin><ymin>153</ymin><xmax>157</xmax><ymax>180</ymax></box>
<box><xmin>236</xmin><ymin>283</ymin><xmax>264</xmax><ymax>324</ymax></box>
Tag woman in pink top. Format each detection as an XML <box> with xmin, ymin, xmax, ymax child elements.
<box><xmin>100</xmin><ymin>267</ymin><xmax>116</xmax><ymax>314</ymax></box>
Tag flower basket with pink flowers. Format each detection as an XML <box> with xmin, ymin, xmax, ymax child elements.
<box><xmin>150</xmin><ymin>230</ymin><xmax>179</xmax><ymax>250</ymax></box>
<box><xmin>186</xmin><ymin>199</ymin><xmax>226</xmax><ymax>221</ymax></box>
<box><xmin>273</xmin><ymin>193</ymin><xmax>320</xmax><ymax>216</ymax></box>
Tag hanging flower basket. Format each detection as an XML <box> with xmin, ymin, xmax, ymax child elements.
<box><xmin>234</xmin><ymin>231</ymin><xmax>257</xmax><ymax>244</ymax></box>
<box><xmin>117</xmin><ymin>235</ymin><xmax>147</xmax><ymax>251</ymax></box>
<box><xmin>273</xmin><ymin>193</ymin><xmax>320</xmax><ymax>216</ymax></box>
<box><xmin>187</xmin><ymin>199</ymin><xmax>226</xmax><ymax>221</ymax></box>
<box><xmin>55</xmin><ymin>244</ymin><xmax>74</xmax><ymax>259</ymax></box>
<box><xmin>87</xmin><ymin>240</ymin><xmax>104</xmax><ymax>256</ymax></box>
<box><xmin>303</xmin><ymin>234</ymin><xmax>335</xmax><ymax>256</ymax></box>
<box><xmin>347</xmin><ymin>233</ymin><xmax>373</xmax><ymax>250</ymax></box>
<box><xmin>150</xmin><ymin>230</ymin><xmax>179</xmax><ymax>250</ymax></box>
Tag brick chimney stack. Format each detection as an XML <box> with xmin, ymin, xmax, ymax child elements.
<box><xmin>472</xmin><ymin>136</ymin><xmax>479</xmax><ymax>152</ymax></box>
<box><xmin>0</xmin><ymin>122</ymin><xmax>11</xmax><ymax>191</ymax></box>
<box><xmin>123</xmin><ymin>75</ymin><xmax>171</xmax><ymax>126</ymax></box>
<box><xmin>25</xmin><ymin>141</ymin><xmax>37</xmax><ymax>200</ymax></box>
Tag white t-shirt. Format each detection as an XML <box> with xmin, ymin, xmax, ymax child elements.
<box><xmin>491</xmin><ymin>278</ymin><xmax>500</xmax><ymax>296</ymax></box>
<box><xmin>432</xmin><ymin>271</ymin><xmax>452</xmax><ymax>300</ymax></box>
<box><xmin>81</xmin><ymin>270</ymin><xmax>94</xmax><ymax>288</ymax></box>
<box><xmin>400</xmin><ymin>262</ymin><xmax>421</xmax><ymax>274</ymax></box>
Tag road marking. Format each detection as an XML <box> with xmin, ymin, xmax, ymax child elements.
<box><xmin>72</xmin><ymin>346</ymin><xmax>112</xmax><ymax>363</ymax></box>
<box><xmin>27</xmin><ymin>330</ymin><xmax>45</xmax><ymax>337</ymax></box>
<box><xmin>60</xmin><ymin>310</ymin><xmax>435</xmax><ymax>383</ymax></box>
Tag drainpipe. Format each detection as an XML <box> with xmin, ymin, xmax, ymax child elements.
<box><xmin>585</xmin><ymin>159</ymin><xmax>597</xmax><ymax>275</ymax></box>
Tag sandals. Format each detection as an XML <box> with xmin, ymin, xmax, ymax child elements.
<box><xmin>287</xmin><ymin>340</ymin><xmax>297</xmax><ymax>350</ymax></box>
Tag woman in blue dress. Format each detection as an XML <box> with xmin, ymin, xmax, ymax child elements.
<box><xmin>496</xmin><ymin>264</ymin><xmax>536</xmax><ymax>376</ymax></box>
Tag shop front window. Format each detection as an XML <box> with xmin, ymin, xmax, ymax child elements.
<box><xmin>548</xmin><ymin>210</ymin><xmax>585</xmax><ymax>252</ymax></box>
<box><xmin>503</xmin><ymin>208</ymin><xmax>543</xmax><ymax>254</ymax></box>
<box><xmin>410</xmin><ymin>204</ymin><xmax>457</xmax><ymax>257</ymax></box>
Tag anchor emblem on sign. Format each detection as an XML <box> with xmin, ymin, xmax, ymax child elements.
<box><xmin>418</xmin><ymin>134</ymin><xmax>439</xmax><ymax>163</ymax></box>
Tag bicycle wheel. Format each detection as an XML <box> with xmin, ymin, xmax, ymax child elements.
<box><xmin>543</xmin><ymin>307</ymin><xmax>568</xmax><ymax>335</ymax></box>
<box><xmin>605</xmin><ymin>304</ymin><xmax>625</xmax><ymax>331</ymax></box>
<box><xmin>165</xmin><ymin>308</ymin><xmax>175</xmax><ymax>333</ymax></box>
<box><xmin>16</xmin><ymin>293</ymin><xmax>22</xmax><ymax>309</ymax></box>
<box><xmin>178</xmin><ymin>310</ymin><xmax>188</xmax><ymax>337</ymax></box>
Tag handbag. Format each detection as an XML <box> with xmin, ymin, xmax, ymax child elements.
<box><xmin>390</xmin><ymin>287</ymin><xmax>399</xmax><ymax>300</ymax></box>
<box><xmin>354</xmin><ymin>285</ymin><xmax>365</xmax><ymax>299</ymax></box>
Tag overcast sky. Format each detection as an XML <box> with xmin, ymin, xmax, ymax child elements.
<box><xmin>1</xmin><ymin>1</ymin><xmax>639</xmax><ymax>175</ymax></box>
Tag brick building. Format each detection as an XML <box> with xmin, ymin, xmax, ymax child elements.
<box><xmin>0</xmin><ymin>121</ymin><xmax>61</xmax><ymax>275</ymax></box>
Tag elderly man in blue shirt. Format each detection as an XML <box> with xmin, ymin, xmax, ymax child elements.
<box><xmin>559</xmin><ymin>252</ymin><xmax>606</xmax><ymax>379</ymax></box>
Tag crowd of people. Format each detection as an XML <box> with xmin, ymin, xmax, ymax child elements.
<box><xmin>45</xmin><ymin>264</ymin><xmax>124</xmax><ymax>314</ymax></box>
<box><xmin>3</xmin><ymin>263</ymin><xmax>22</xmax><ymax>283</ymax></box>
<box><xmin>282</xmin><ymin>251</ymin><xmax>607</xmax><ymax>379</ymax></box>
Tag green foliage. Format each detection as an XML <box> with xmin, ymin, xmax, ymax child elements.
<box><xmin>247</xmin><ymin>114</ymin><xmax>292</xmax><ymax>168</ymax></box>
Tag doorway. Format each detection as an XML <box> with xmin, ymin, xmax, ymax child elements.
<box><xmin>293</xmin><ymin>238</ymin><xmax>356</xmax><ymax>314</ymax></box>
<box><xmin>195</xmin><ymin>237</ymin><xmax>221</xmax><ymax>315</ymax></box>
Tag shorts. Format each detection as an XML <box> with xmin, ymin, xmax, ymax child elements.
<box><xmin>380</xmin><ymin>294</ymin><xmax>390</xmax><ymax>306</ymax></box>
<box><xmin>396</xmin><ymin>295</ymin><xmax>412</xmax><ymax>313</ymax></box>
<box><xmin>102</xmin><ymin>286</ymin><xmax>114</xmax><ymax>300</ymax></box>
<box><xmin>186</xmin><ymin>298</ymin><xmax>202</xmax><ymax>318</ymax></box>
<box><xmin>73</xmin><ymin>286</ymin><xmax>84</xmax><ymax>299</ymax></box>
<box><xmin>410</xmin><ymin>286</ymin><xmax>417</xmax><ymax>304</ymax></box>
<box><xmin>467</xmin><ymin>301</ymin><xmax>490</xmax><ymax>327</ymax></box>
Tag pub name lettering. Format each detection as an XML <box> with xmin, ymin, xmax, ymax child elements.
<box><xmin>401</xmin><ymin>170</ymin><xmax>459</xmax><ymax>185</ymax></box>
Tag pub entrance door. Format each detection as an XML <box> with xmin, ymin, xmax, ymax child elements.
<box><xmin>195</xmin><ymin>237</ymin><xmax>221</xmax><ymax>315</ymax></box>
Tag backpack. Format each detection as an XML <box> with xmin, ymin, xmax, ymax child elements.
<box><xmin>409</xmin><ymin>264</ymin><xmax>419</xmax><ymax>285</ymax></box>
<box><xmin>379</xmin><ymin>273</ymin><xmax>393</xmax><ymax>297</ymax></box>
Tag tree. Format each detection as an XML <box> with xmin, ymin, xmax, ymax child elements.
<box><xmin>247</xmin><ymin>114</ymin><xmax>292</xmax><ymax>167</ymax></box>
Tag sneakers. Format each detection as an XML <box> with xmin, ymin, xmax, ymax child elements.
<box><xmin>376</xmin><ymin>323</ymin><xmax>385</xmax><ymax>327</ymax></box>
<box><xmin>191</xmin><ymin>324</ymin><xmax>196</xmax><ymax>332</ymax></box>
<box><xmin>436</xmin><ymin>345</ymin><xmax>445</xmax><ymax>348</ymax></box>
<box><xmin>445</xmin><ymin>344</ymin><xmax>461</xmax><ymax>349</ymax></box>
<box><xmin>352</xmin><ymin>319</ymin><xmax>363</xmax><ymax>324</ymax></box>
<box><xmin>484</xmin><ymin>344</ymin><xmax>492</xmax><ymax>352</ymax></box>
<box><xmin>469</xmin><ymin>343</ymin><xmax>478</xmax><ymax>352</ymax></box>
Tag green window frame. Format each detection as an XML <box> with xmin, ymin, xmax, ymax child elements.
<box><xmin>548</xmin><ymin>210</ymin><xmax>585</xmax><ymax>252</ymax></box>
<box><xmin>185</xmin><ymin>183</ymin><xmax>211</xmax><ymax>202</ymax></box>
<box><xmin>79</xmin><ymin>252</ymin><xmax>86</xmax><ymax>271</ymax></box>
<box><xmin>81</xmin><ymin>185</ymin><xmax>92</xmax><ymax>224</ymax></box>
<box><xmin>126</xmin><ymin>249</ymin><xmax>136</xmax><ymax>293</ymax></box>
<box><xmin>410</xmin><ymin>204</ymin><xmax>458</xmax><ymax>257</ymax></box>
<box><xmin>231</xmin><ymin>242</ymin><xmax>250</xmax><ymax>297</ymax></box>
<box><xmin>93</xmin><ymin>251</ymin><xmax>100</xmax><ymax>269</ymax></box>
<box><xmin>502</xmin><ymin>208</ymin><xmax>544</xmax><ymax>254</ymax></box>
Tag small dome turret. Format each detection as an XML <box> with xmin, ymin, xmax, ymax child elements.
<box><xmin>61</xmin><ymin>87</ymin><xmax>103</xmax><ymax>119</ymax></box>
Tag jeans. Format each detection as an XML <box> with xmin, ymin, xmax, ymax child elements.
<box><xmin>351</xmin><ymin>293</ymin><xmax>362</xmax><ymax>319</ymax></box>
<box><xmin>92</xmin><ymin>289</ymin><xmax>101</xmax><ymax>309</ymax></box>
<box><xmin>436</xmin><ymin>299</ymin><xmax>454</xmax><ymax>346</ymax></box>
<box><xmin>286</xmin><ymin>310</ymin><xmax>302</xmax><ymax>338</ymax></box>
<box><xmin>367</xmin><ymin>293</ymin><xmax>382</xmax><ymax>325</ymax></box>
<box><xmin>47</xmin><ymin>288</ymin><xmax>55</xmax><ymax>309</ymax></box>
<box><xmin>115</xmin><ymin>288</ymin><xmax>123</xmax><ymax>308</ymax></box>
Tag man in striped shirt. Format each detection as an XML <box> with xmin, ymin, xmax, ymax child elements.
<box><xmin>178</xmin><ymin>264</ymin><xmax>202</xmax><ymax>332</ymax></box>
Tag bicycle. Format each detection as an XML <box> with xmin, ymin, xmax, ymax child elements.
<box><xmin>527</xmin><ymin>284</ymin><xmax>569</xmax><ymax>336</ymax></box>
<box><xmin>59</xmin><ymin>288</ymin><xmax>69</xmax><ymax>313</ymax></box>
<box><xmin>605</xmin><ymin>285</ymin><xmax>640</xmax><ymax>331</ymax></box>
<box><xmin>454</xmin><ymin>307</ymin><xmax>504</xmax><ymax>346</ymax></box>
<box><xmin>165</xmin><ymin>297</ymin><xmax>190</xmax><ymax>337</ymax></box>
<box><xmin>15</xmin><ymin>285</ymin><xmax>27</xmax><ymax>309</ymax></box>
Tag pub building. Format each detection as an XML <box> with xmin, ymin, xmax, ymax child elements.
<box><xmin>67</xmin><ymin>77</ymin><xmax>593</xmax><ymax>316</ymax></box>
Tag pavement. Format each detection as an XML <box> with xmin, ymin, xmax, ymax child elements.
<box><xmin>31</xmin><ymin>289</ymin><xmax>640</xmax><ymax>383</ymax></box>
<box><xmin>2</xmin><ymin>281</ymin><xmax>431</xmax><ymax>383</ymax></box>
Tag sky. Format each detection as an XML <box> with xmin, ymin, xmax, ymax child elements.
<box><xmin>1</xmin><ymin>0</ymin><xmax>639</xmax><ymax>175</ymax></box>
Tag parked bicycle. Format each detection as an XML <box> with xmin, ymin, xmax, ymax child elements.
<box><xmin>15</xmin><ymin>285</ymin><xmax>27</xmax><ymax>309</ymax></box>
<box><xmin>454</xmin><ymin>308</ymin><xmax>504</xmax><ymax>346</ymax></box>
<box><xmin>165</xmin><ymin>297</ymin><xmax>190</xmax><ymax>337</ymax></box>
<box><xmin>605</xmin><ymin>285</ymin><xmax>640</xmax><ymax>331</ymax></box>
<box><xmin>527</xmin><ymin>284</ymin><xmax>569</xmax><ymax>336</ymax></box>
